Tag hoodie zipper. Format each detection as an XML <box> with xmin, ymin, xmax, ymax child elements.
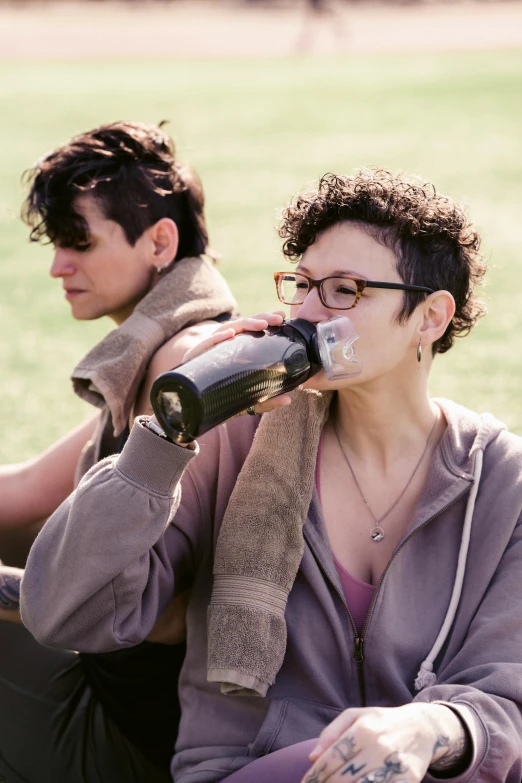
<box><xmin>308</xmin><ymin>482</ymin><xmax>473</xmax><ymax>708</ymax></box>
<box><xmin>309</xmin><ymin>549</ymin><xmax>363</xmax><ymax>701</ymax></box>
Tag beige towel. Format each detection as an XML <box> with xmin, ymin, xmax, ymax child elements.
<box><xmin>72</xmin><ymin>256</ymin><xmax>237</xmax><ymax>437</ymax></box>
<box><xmin>208</xmin><ymin>388</ymin><xmax>333</xmax><ymax>697</ymax></box>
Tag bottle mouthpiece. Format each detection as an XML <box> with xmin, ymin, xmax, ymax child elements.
<box><xmin>315</xmin><ymin>316</ymin><xmax>362</xmax><ymax>380</ymax></box>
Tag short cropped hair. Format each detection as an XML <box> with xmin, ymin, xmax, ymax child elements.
<box><xmin>279</xmin><ymin>169</ymin><xmax>486</xmax><ymax>354</ymax></box>
<box><xmin>22</xmin><ymin>121</ymin><xmax>211</xmax><ymax>264</ymax></box>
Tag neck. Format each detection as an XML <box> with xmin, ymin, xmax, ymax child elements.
<box><xmin>110</xmin><ymin>303</ymin><xmax>137</xmax><ymax>326</ymax></box>
<box><xmin>333</xmin><ymin>370</ymin><xmax>438</xmax><ymax>470</ymax></box>
<box><xmin>109</xmin><ymin>271</ymin><xmax>161</xmax><ymax>326</ymax></box>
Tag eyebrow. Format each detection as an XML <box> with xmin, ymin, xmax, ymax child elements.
<box><xmin>296</xmin><ymin>265</ymin><xmax>369</xmax><ymax>281</ymax></box>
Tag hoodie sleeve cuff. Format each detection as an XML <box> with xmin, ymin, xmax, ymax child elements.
<box><xmin>424</xmin><ymin>701</ymin><xmax>487</xmax><ymax>783</ymax></box>
<box><xmin>115</xmin><ymin>416</ymin><xmax>198</xmax><ymax>496</ymax></box>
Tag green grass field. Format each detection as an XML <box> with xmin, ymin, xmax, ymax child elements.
<box><xmin>1</xmin><ymin>51</ymin><xmax>522</xmax><ymax>462</ymax></box>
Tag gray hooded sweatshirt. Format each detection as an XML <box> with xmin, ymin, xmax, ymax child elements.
<box><xmin>21</xmin><ymin>399</ymin><xmax>522</xmax><ymax>783</ymax></box>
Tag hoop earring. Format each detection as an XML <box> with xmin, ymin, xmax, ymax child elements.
<box><xmin>417</xmin><ymin>340</ymin><xmax>422</xmax><ymax>363</ymax></box>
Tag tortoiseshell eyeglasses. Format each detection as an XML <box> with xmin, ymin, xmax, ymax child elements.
<box><xmin>274</xmin><ymin>271</ymin><xmax>434</xmax><ymax>311</ymax></box>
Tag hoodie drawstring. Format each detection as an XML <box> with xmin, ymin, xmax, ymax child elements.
<box><xmin>414</xmin><ymin>449</ymin><xmax>484</xmax><ymax>691</ymax></box>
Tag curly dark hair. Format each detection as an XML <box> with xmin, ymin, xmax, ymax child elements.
<box><xmin>22</xmin><ymin>120</ymin><xmax>211</xmax><ymax>265</ymax></box>
<box><xmin>279</xmin><ymin>169</ymin><xmax>487</xmax><ymax>354</ymax></box>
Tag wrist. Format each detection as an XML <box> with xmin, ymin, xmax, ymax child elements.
<box><xmin>117</xmin><ymin>417</ymin><xmax>197</xmax><ymax>497</ymax></box>
<box><xmin>426</xmin><ymin>703</ymin><xmax>471</xmax><ymax>776</ymax></box>
<box><xmin>139</xmin><ymin>416</ymin><xmax>195</xmax><ymax>449</ymax></box>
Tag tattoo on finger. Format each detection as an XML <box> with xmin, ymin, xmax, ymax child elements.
<box><xmin>305</xmin><ymin>763</ymin><xmax>328</xmax><ymax>783</ymax></box>
<box><xmin>360</xmin><ymin>753</ymin><xmax>407</xmax><ymax>783</ymax></box>
<box><xmin>334</xmin><ymin>736</ymin><xmax>359</xmax><ymax>763</ymax></box>
<box><xmin>341</xmin><ymin>761</ymin><xmax>366</xmax><ymax>776</ymax></box>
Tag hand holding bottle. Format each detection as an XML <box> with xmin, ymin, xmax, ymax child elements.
<box><xmin>150</xmin><ymin>312</ymin><xmax>361</xmax><ymax>443</ymax></box>
<box><xmin>180</xmin><ymin>311</ymin><xmax>295</xmax><ymax>416</ymax></box>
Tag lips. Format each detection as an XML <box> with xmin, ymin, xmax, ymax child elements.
<box><xmin>64</xmin><ymin>289</ymin><xmax>85</xmax><ymax>300</ymax></box>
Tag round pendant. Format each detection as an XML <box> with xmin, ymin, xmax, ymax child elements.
<box><xmin>371</xmin><ymin>526</ymin><xmax>385</xmax><ymax>542</ymax></box>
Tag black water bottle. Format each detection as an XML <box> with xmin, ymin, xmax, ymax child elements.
<box><xmin>150</xmin><ymin>318</ymin><xmax>321</xmax><ymax>443</ymax></box>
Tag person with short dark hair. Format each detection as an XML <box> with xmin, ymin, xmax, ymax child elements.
<box><xmin>278</xmin><ymin>169</ymin><xmax>486</xmax><ymax>356</ymax></box>
<box><xmin>23</xmin><ymin>120</ymin><xmax>212</xmax><ymax>269</ymax></box>
<box><xmin>0</xmin><ymin>120</ymin><xmax>237</xmax><ymax>782</ymax></box>
<box><xmin>22</xmin><ymin>168</ymin><xmax>522</xmax><ymax>783</ymax></box>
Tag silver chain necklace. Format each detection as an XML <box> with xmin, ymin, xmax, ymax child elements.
<box><xmin>332</xmin><ymin>412</ymin><xmax>438</xmax><ymax>542</ymax></box>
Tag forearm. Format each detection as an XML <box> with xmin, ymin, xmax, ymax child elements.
<box><xmin>0</xmin><ymin>608</ymin><xmax>22</xmax><ymax>624</ymax></box>
<box><xmin>0</xmin><ymin>414</ymin><xmax>98</xmax><ymax>529</ymax></box>
<box><xmin>0</xmin><ymin>465</ymin><xmax>47</xmax><ymax>528</ymax></box>
<box><xmin>21</xmin><ymin>420</ymin><xmax>196</xmax><ymax>652</ymax></box>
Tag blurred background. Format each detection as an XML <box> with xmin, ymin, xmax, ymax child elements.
<box><xmin>1</xmin><ymin>0</ymin><xmax>521</xmax><ymax>462</ymax></box>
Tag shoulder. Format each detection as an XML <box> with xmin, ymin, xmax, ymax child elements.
<box><xmin>483</xmin><ymin>426</ymin><xmax>522</xmax><ymax>485</ymax></box>
<box><xmin>133</xmin><ymin>321</ymin><xmax>225</xmax><ymax>417</ymax></box>
<box><xmin>437</xmin><ymin>398</ymin><xmax>522</xmax><ymax>496</ymax></box>
<box><xmin>148</xmin><ymin>320</ymin><xmax>224</xmax><ymax>378</ymax></box>
<box><xmin>475</xmin><ymin>419</ymin><xmax>522</xmax><ymax>524</ymax></box>
<box><xmin>437</xmin><ymin>398</ymin><xmax>522</xmax><ymax>462</ymax></box>
<box><xmin>488</xmin><ymin>426</ymin><xmax>522</xmax><ymax>455</ymax></box>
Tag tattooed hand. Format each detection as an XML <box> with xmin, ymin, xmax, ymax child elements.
<box><xmin>0</xmin><ymin>565</ymin><xmax>22</xmax><ymax>610</ymax></box>
<box><xmin>301</xmin><ymin>703</ymin><xmax>470</xmax><ymax>783</ymax></box>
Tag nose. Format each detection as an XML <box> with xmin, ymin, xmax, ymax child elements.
<box><xmin>291</xmin><ymin>286</ymin><xmax>331</xmax><ymax>324</ymax></box>
<box><xmin>50</xmin><ymin>247</ymin><xmax>76</xmax><ymax>278</ymax></box>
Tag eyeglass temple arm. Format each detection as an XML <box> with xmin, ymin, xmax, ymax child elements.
<box><xmin>364</xmin><ymin>282</ymin><xmax>434</xmax><ymax>294</ymax></box>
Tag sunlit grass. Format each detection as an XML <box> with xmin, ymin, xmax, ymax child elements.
<box><xmin>1</xmin><ymin>50</ymin><xmax>522</xmax><ymax>460</ymax></box>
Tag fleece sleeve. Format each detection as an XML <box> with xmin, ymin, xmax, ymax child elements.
<box><xmin>20</xmin><ymin>419</ymin><xmax>200</xmax><ymax>652</ymax></box>
<box><xmin>414</xmin><ymin>513</ymin><xmax>522</xmax><ymax>783</ymax></box>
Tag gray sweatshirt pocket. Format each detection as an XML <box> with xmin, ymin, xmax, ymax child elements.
<box><xmin>247</xmin><ymin>697</ymin><xmax>343</xmax><ymax>758</ymax></box>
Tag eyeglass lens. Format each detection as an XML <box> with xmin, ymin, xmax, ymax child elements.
<box><xmin>279</xmin><ymin>274</ymin><xmax>358</xmax><ymax>309</ymax></box>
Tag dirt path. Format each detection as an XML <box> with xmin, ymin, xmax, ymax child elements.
<box><xmin>1</xmin><ymin>0</ymin><xmax>521</xmax><ymax>59</ymax></box>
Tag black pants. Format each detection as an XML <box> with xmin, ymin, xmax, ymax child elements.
<box><xmin>0</xmin><ymin>622</ymin><xmax>172</xmax><ymax>783</ymax></box>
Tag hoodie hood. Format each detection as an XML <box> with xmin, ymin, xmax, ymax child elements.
<box><xmin>436</xmin><ymin>398</ymin><xmax>507</xmax><ymax>476</ymax></box>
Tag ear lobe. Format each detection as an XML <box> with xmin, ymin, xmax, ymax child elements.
<box><xmin>419</xmin><ymin>290</ymin><xmax>455</xmax><ymax>347</ymax></box>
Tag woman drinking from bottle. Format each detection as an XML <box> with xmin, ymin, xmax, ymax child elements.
<box><xmin>21</xmin><ymin>168</ymin><xmax>522</xmax><ymax>783</ymax></box>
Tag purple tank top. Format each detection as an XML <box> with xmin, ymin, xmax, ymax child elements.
<box><xmin>316</xmin><ymin>435</ymin><xmax>376</xmax><ymax>632</ymax></box>
<box><xmin>331</xmin><ymin>554</ymin><xmax>375</xmax><ymax>632</ymax></box>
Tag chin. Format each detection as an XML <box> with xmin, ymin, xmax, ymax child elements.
<box><xmin>69</xmin><ymin>304</ymin><xmax>106</xmax><ymax>321</ymax></box>
<box><xmin>70</xmin><ymin>310</ymin><xmax>95</xmax><ymax>321</ymax></box>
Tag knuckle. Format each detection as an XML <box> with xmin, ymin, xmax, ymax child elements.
<box><xmin>375</xmin><ymin>736</ymin><xmax>395</xmax><ymax>756</ymax></box>
<box><xmin>356</xmin><ymin>718</ymin><xmax>375</xmax><ymax>740</ymax></box>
